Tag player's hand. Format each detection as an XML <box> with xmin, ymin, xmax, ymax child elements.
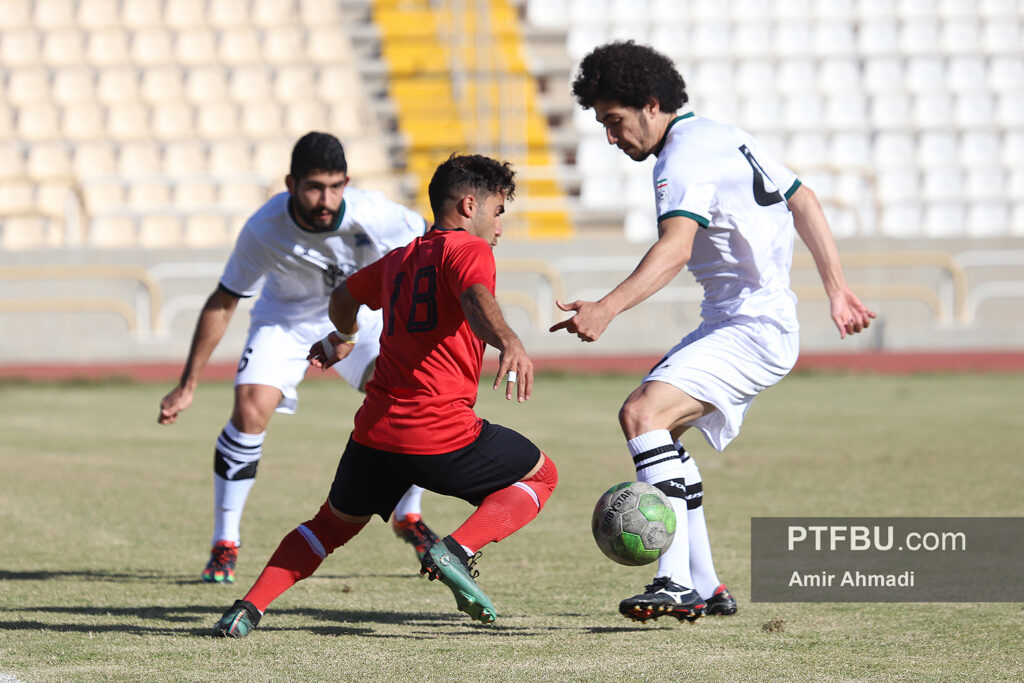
<box><xmin>830</xmin><ymin>287</ymin><xmax>877</xmax><ymax>339</ymax></box>
<box><xmin>548</xmin><ymin>299</ymin><xmax>613</xmax><ymax>342</ymax></box>
<box><xmin>307</xmin><ymin>331</ymin><xmax>354</xmax><ymax>369</ymax></box>
<box><xmin>158</xmin><ymin>385</ymin><xmax>193</xmax><ymax>425</ymax></box>
<box><xmin>494</xmin><ymin>338</ymin><xmax>533</xmax><ymax>403</ymax></box>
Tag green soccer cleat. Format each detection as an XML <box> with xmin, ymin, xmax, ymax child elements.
<box><xmin>202</xmin><ymin>540</ymin><xmax>238</xmax><ymax>584</ymax></box>
<box><xmin>213</xmin><ymin>599</ymin><xmax>261</xmax><ymax>638</ymax></box>
<box><xmin>420</xmin><ymin>536</ymin><xmax>497</xmax><ymax>624</ymax></box>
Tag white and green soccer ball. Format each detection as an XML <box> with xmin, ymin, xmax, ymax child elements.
<box><xmin>591</xmin><ymin>481</ymin><xmax>676</xmax><ymax>566</ymax></box>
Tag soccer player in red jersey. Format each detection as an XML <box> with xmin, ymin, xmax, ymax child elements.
<box><xmin>213</xmin><ymin>154</ymin><xmax>558</xmax><ymax>636</ymax></box>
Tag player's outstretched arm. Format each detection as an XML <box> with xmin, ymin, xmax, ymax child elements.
<box><xmin>158</xmin><ymin>288</ymin><xmax>240</xmax><ymax>425</ymax></box>
<box><xmin>461</xmin><ymin>283</ymin><xmax>533</xmax><ymax>403</ymax></box>
<box><xmin>549</xmin><ymin>215</ymin><xmax>697</xmax><ymax>342</ymax></box>
<box><xmin>788</xmin><ymin>185</ymin><xmax>877</xmax><ymax>338</ymax></box>
<box><xmin>308</xmin><ymin>283</ymin><xmax>361</xmax><ymax>369</ymax></box>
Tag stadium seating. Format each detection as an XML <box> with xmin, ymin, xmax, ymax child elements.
<box><xmin>523</xmin><ymin>0</ymin><xmax>1023</xmax><ymax>239</ymax></box>
<box><xmin>0</xmin><ymin>0</ymin><xmax>395</xmax><ymax>250</ymax></box>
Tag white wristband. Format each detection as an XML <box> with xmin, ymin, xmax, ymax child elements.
<box><xmin>336</xmin><ymin>329</ymin><xmax>358</xmax><ymax>344</ymax></box>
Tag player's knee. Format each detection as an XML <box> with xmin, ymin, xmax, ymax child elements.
<box><xmin>618</xmin><ymin>397</ymin><xmax>654</xmax><ymax>436</ymax></box>
<box><xmin>302</xmin><ymin>501</ymin><xmax>366</xmax><ymax>556</ymax></box>
<box><xmin>521</xmin><ymin>453</ymin><xmax>558</xmax><ymax>510</ymax></box>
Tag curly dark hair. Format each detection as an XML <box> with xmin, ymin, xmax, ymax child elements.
<box><xmin>571</xmin><ymin>41</ymin><xmax>687</xmax><ymax>112</ymax></box>
<box><xmin>427</xmin><ymin>154</ymin><xmax>516</xmax><ymax>216</ymax></box>
<box><xmin>290</xmin><ymin>131</ymin><xmax>348</xmax><ymax>180</ymax></box>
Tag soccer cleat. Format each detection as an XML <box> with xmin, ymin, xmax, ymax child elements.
<box><xmin>213</xmin><ymin>599</ymin><xmax>261</xmax><ymax>638</ymax></box>
<box><xmin>705</xmin><ymin>583</ymin><xmax>738</xmax><ymax>616</ymax></box>
<box><xmin>202</xmin><ymin>540</ymin><xmax>238</xmax><ymax>584</ymax></box>
<box><xmin>391</xmin><ymin>512</ymin><xmax>440</xmax><ymax>562</ymax></box>
<box><xmin>619</xmin><ymin>576</ymin><xmax>706</xmax><ymax>623</ymax></box>
<box><xmin>420</xmin><ymin>536</ymin><xmax>497</xmax><ymax>624</ymax></box>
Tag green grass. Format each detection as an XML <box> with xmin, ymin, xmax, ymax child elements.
<box><xmin>1</xmin><ymin>373</ymin><xmax>1022</xmax><ymax>682</ymax></box>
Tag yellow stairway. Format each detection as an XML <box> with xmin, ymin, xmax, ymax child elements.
<box><xmin>374</xmin><ymin>0</ymin><xmax>572</xmax><ymax>239</ymax></box>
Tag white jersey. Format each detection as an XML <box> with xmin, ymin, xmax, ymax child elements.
<box><xmin>220</xmin><ymin>188</ymin><xmax>427</xmax><ymax>327</ymax></box>
<box><xmin>653</xmin><ymin>112</ymin><xmax>801</xmax><ymax>332</ymax></box>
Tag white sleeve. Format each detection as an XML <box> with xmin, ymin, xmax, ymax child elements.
<box><xmin>365</xmin><ymin>198</ymin><xmax>426</xmax><ymax>261</ymax></box>
<box><xmin>743</xmin><ymin>134</ymin><xmax>800</xmax><ymax>198</ymax></box>
<box><xmin>218</xmin><ymin>224</ymin><xmax>270</xmax><ymax>297</ymax></box>
<box><xmin>654</xmin><ymin>157</ymin><xmax>715</xmax><ymax>227</ymax></box>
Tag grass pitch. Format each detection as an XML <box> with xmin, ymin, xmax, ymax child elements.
<box><xmin>0</xmin><ymin>372</ymin><xmax>1022</xmax><ymax>682</ymax></box>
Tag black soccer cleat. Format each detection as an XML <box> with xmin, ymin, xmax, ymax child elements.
<box><xmin>705</xmin><ymin>583</ymin><xmax>738</xmax><ymax>616</ymax></box>
<box><xmin>619</xmin><ymin>576</ymin><xmax>706</xmax><ymax>623</ymax></box>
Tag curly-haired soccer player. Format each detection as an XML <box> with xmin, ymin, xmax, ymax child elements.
<box><xmin>553</xmin><ymin>42</ymin><xmax>876</xmax><ymax>622</ymax></box>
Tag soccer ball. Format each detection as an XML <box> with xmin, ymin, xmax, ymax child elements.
<box><xmin>591</xmin><ymin>481</ymin><xmax>676</xmax><ymax>566</ymax></box>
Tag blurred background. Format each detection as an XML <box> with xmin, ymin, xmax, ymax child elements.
<box><xmin>1</xmin><ymin>0</ymin><xmax>1022</xmax><ymax>369</ymax></box>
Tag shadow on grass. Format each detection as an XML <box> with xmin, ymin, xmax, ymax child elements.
<box><xmin>0</xmin><ymin>604</ymin><xmax>541</xmax><ymax>638</ymax></box>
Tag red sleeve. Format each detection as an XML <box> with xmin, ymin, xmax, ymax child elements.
<box><xmin>345</xmin><ymin>256</ymin><xmax>386</xmax><ymax>310</ymax></box>
<box><xmin>444</xmin><ymin>235</ymin><xmax>495</xmax><ymax>297</ymax></box>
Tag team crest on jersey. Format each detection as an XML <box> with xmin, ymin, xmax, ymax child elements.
<box><xmin>656</xmin><ymin>178</ymin><xmax>669</xmax><ymax>203</ymax></box>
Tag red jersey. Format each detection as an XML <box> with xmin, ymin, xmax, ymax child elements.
<box><xmin>344</xmin><ymin>228</ymin><xmax>496</xmax><ymax>454</ymax></box>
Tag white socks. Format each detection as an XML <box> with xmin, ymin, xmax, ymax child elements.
<box><xmin>393</xmin><ymin>485</ymin><xmax>425</xmax><ymax>520</ymax></box>
<box><xmin>628</xmin><ymin>430</ymin><xmax>693</xmax><ymax>589</ymax></box>
<box><xmin>212</xmin><ymin>421</ymin><xmax>264</xmax><ymax>545</ymax></box>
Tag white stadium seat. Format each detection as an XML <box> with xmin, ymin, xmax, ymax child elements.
<box><xmin>858</xmin><ymin>20</ymin><xmax>898</xmax><ymax>56</ymax></box>
<box><xmin>922</xmin><ymin>202</ymin><xmax>966</xmax><ymax>238</ymax></box>
<box><xmin>921</xmin><ymin>167</ymin><xmax>964</xmax><ymax>202</ymax></box>
<box><xmin>151</xmin><ymin>101</ymin><xmax>196</xmax><ymax>139</ymax></box>
<box><xmin>940</xmin><ymin>19</ymin><xmax>981</xmax><ymax>56</ymax></box>
<box><xmin>875</xmin><ymin>168</ymin><xmax>920</xmax><ymax>203</ymax></box>
<box><xmin>872</xmin><ymin>131</ymin><xmax>916</xmax><ymax>169</ymax></box>
<box><xmin>782</xmin><ymin>94</ymin><xmax>825</xmax><ymax>132</ymax></box>
<box><xmin>778</xmin><ymin>59</ymin><xmax>817</xmax><ymax>94</ymax></box>
<box><xmin>964</xmin><ymin>168</ymin><xmax>1006</xmax><ymax>202</ymax></box>
<box><xmin>954</xmin><ymin>93</ymin><xmax>995</xmax><ymax>129</ymax></box>
<box><xmin>863</xmin><ymin>57</ymin><xmax>903</xmax><ymax>93</ymax></box>
<box><xmin>958</xmin><ymin>131</ymin><xmax>1001</xmax><ymax>168</ymax></box>
<box><xmin>899</xmin><ymin>19</ymin><xmax>940</xmax><ymax>57</ymax></box>
<box><xmin>880</xmin><ymin>203</ymin><xmax>923</xmax><ymax>238</ymax></box>
<box><xmin>995</xmin><ymin>92</ymin><xmax>1024</xmax><ymax>128</ymax></box>
<box><xmin>912</xmin><ymin>92</ymin><xmax>954</xmax><ymax>130</ymax></box>
<box><xmin>526</xmin><ymin>0</ymin><xmax>569</xmax><ymax>28</ymax></box>
<box><xmin>736</xmin><ymin>61</ymin><xmax>776</xmax><ymax>94</ymax></box>
<box><xmin>786</xmin><ymin>132</ymin><xmax>828</xmax><ymax>171</ymax></box>
<box><xmin>946</xmin><ymin>56</ymin><xmax>987</xmax><ymax>92</ymax></box>
<box><xmin>966</xmin><ymin>201</ymin><xmax>1010</xmax><ymax>237</ymax></box>
<box><xmin>988</xmin><ymin>56</ymin><xmax>1024</xmax><ymax>92</ymax></box>
<box><xmin>905</xmin><ymin>57</ymin><xmax>945</xmax><ymax>94</ymax></box>
<box><xmin>917</xmin><ymin>131</ymin><xmax>958</xmax><ymax>167</ymax></box>
<box><xmin>817</xmin><ymin>58</ymin><xmax>859</xmax><ymax>94</ymax></box>
<box><xmin>774</xmin><ymin>22</ymin><xmax>813</xmax><ymax>58</ymax></box>
<box><xmin>731</xmin><ymin>22</ymin><xmax>773</xmax><ymax>60</ymax></box>
<box><xmin>868</xmin><ymin>92</ymin><xmax>909</xmax><ymax>130</ymax></box>
<box><xmin>826</xmin><ymin>93</ymin><xmax>869</xmax><ymax>132</ymax></box>
<box><xmin>812</xmin><ymin>21</ymin><xmax>856</xmax><ymax>57</ymax></box>
<box><xmin>981</xmin><ymin>19</ymin><xmax>1021</xmax><ymax>54</ymax></box>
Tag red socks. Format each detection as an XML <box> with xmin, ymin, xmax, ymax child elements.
<box><xmin>244</xmin><ymin>501</ymin><xmax>365</xmax><ymax>612</ymax></box>
<box><xmin>452</xmin><ymin>454</ymin><xmax>558</xmax><ymax>554</ymax></box>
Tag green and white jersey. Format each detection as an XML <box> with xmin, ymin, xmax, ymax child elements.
<box><xmin>653</xmin><ymin>112</ymin><xmax>802</xmax><ymax>332</ymax></box>
<box><xmin>220</xmin><ymin>188</ymin><xmax>426</xmax><ymax>327</ymax></box>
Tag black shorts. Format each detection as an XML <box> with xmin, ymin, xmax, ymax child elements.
<box><xmin>327</xmin><ymin>420</ymin><xmax>541</xmax><ymax>520</ymax></box>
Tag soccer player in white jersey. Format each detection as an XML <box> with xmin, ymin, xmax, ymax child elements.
<box><xmin>553</xmin><ymin>42</ymin><xmax>876</xmax><ymax>622</ymax></box>
<box><xmin>158</xmin><ymin>132</ymin><xmax>438</xmax><ymax>583</ymax></box>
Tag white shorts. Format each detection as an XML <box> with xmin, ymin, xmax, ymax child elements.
<box><xmin>234</xmin><ymin>306</ymin><xmax>384</xmax><ymax>414</ymax></box>
<box><xmin>644</xmin><ymin>317</ymin><xmax>799</xmax><ymax>452</ymax></box>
